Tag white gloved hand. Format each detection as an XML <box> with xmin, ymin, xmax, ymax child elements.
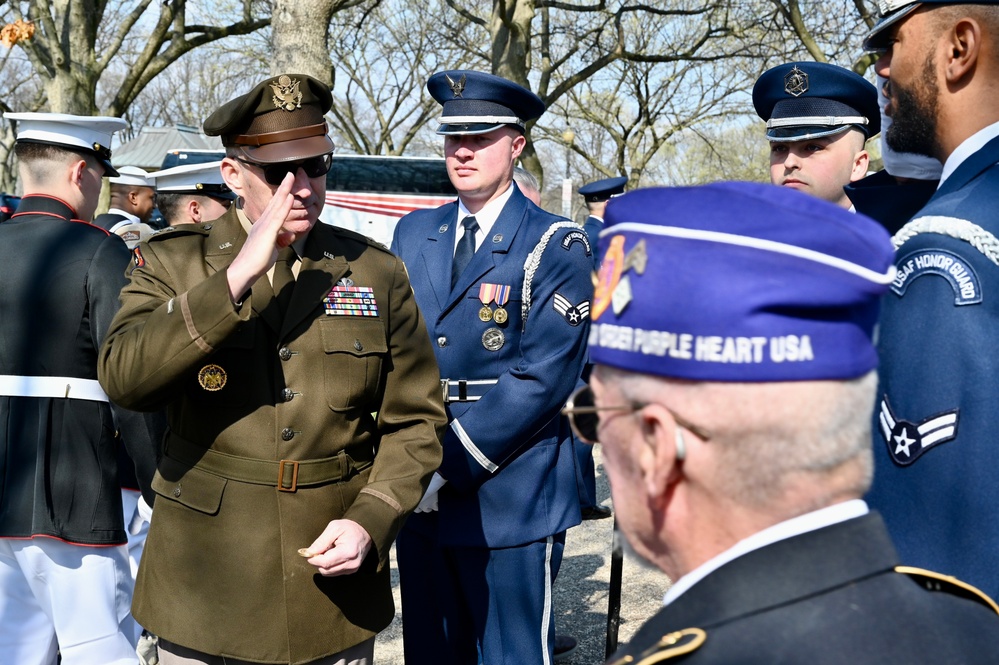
<box><xmin>414</xmin><ymin>472</ymin><xmax>447</xmax><ymax>513</ymax></box>
<box><xmin>129</xmin><ymin>495</ymin><xmax>153</xmax><ymax>535</ymax></box>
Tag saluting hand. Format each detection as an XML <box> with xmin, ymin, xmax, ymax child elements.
<box><xmin>226</xmin><ymin>172</ymin><xmax>297</xmax><ymax>302</ymax></box>
<box><xmin>301</xmin><ymin>519</ymin><xmax>373</xmax><ymax>577</ymax></box>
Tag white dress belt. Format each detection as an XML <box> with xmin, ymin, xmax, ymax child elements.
<box><xmin>0</xmin><ymin>375</ymin><xmax>110</xmax><ymax>402</ymax></box>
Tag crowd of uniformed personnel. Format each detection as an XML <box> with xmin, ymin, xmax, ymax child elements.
<box><xmin>3</xmin><ymin>1</ymin><xmax>999</xmax><ymax>664</ymax></box>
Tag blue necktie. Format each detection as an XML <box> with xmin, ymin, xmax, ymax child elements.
<box><xmin>451</xmin><ymin>216</ymin><xmax>479</xmax><ymax>289</ymax></box>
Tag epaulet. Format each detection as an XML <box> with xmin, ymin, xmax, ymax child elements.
<box><xmin>896</xmin><ymin>565</ymin><xmax>999</xmax><ymax>614</ymax></box>
<box><xmin>146</xmin><ymin>224</ymin><xmax>212</xmax><ymax>242</ymax></box>
<box><xmin>521</xmin><ymin>220</ymin><xmax>580</xmax><ymax>329</ymax></box>
<box><xmin>892</xmin><ymin>215</ymin><xmax>999</xmax><ymax>268</ymax></box>
<box><xmin>607</xmin><ymin>628</ymin><xmax>707</xmax><ymax>665</ymax></box>
<box><xmin>330</xmin><ymin>226</ymin><xmax>393</xmax><ymax>254</ymax></box>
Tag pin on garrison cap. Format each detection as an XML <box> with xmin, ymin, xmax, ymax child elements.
<box><xmin>155</xmin><ymin>161</ymin><xmax>235</xmax><ymax>200</ymax></box>
<box><xmin>203</xmin><ymin>74</ymin><xmax>334</xmax><ymax>164</ymax></box>
<box><xmin>753</xmin><ymin>62</ymin><xmax>880</xmax><ymax>142</ymax></box>
<box><xmin>588</xmin><ymin>182</ymin><xmax>896</xmax><ymax>382</ymax></box>
<box><xmin>109</xmin><ymin>165</ymin><xmax>156</xmax><ymax>188</ymax></box>
<box><xmin>428</xmin><ymin>70</ymin><xmax>546</xmax><ymax>136</ymax></box>
<box><xmin>579</xmin><ymin>176</ymin><xmax>628</xmax><ymax>203</ymax></box>
<box><xmin>3</xmin><ymin>112</ymin><xmax>127</xmax><ymax>176</ymax></box>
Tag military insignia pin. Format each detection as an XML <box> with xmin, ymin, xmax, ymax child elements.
<box><xmin>553</xmin><ymin>293</ymin><xmax>590</xmax><ymax>327</ymax></box>
<box><xmin>198</xmin><ymin>364</ymin><xmax>227</xmax><ymax>392</ymax></box>
<box><xmin>439</xmin><ymin>224</ymin><xmax>449</xmax><ymax>234</ymax></box>
<box><xmin>784</xmin><ymin>66</ymin><xmax>809</xmax><ymax>97</ymax></box>
<box><xmin>482</xmin><ymin>327</ymin><xmax>505</xmax><ymax>352</ymax></box>
<box><xmin>270</xmin><ymin>75</ymin><xmax>303</xmax><ymax>111</ymax></box>
<box><xmin>445</xmin><ymin>73</ymin><xmax>467</xmax><ymax>98</ymax></box>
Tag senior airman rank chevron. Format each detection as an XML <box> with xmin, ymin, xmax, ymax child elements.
<box><xmin>879</xmin><ymin>397</ymin><xmax>959</xmax><ymax>466</ymax></box>
<box><xmin>553</xmin><ymin>293</ymin><xmax>590</xmax><ymax>326</ymax></box>
<box><xmin>324</xmin><ymin>285</ymin><xmax>379</xmax><ymax>316</ymax></box>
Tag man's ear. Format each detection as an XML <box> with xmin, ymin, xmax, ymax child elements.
<box><xmin>636</xmin><ymin>405</ymin><xmax>685</xmax><ymax>501</ymax></box>
<box><xmin>188</xmin><ymin>198</ymin><xmax>202</xmax><ymax>223</ymax></box>
<box><xmin>850</xmin><ymin>149</ymin><xmax>870</xmax><ymax>182</ymax></box>
<box><xmin>220</xmin><ymin>158</ymin><xmax>244</xmax><ymax>196</ymax></box>
<box><xmin>69</xmin><ymin>159</ymin><xmax>88</xmax><ymax>188</ymax></box>
<box><xmin>945</xmin><ymin>17</ymin><xmax>983</xmax><ymax>84</ymax></box>
<box><xmin>510</xmin><ymin>133</ymin><xmax>526</xmax><ymax>160</ymax></box>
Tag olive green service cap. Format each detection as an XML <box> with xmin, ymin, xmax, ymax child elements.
<box><xmin>203</xmin><ymin>74</ymin><xmax>334</xmax><ymax>164</ymax></box>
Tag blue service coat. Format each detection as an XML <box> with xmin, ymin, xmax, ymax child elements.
<box><xmin>392</xmin><ymin>187</ymin><xmax>593</xmax><ymax>548</ymax></box>
<box><xmin>582</xmin><ymin>215</ymin><xmax>603</xmax><ymax>270</ymax></box>
<box><xmin>867</xmin><ymin>133</ymin><xmax>999</xmax><ymax>598</ymax></box>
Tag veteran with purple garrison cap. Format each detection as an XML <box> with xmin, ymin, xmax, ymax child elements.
<box><xmin>567</xmin><ymin>183</ymin><xmax>999</xmax><ymax>665</ymax></box>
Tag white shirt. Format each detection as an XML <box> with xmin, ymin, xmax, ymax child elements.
<box><xmin>453</xmin><ymin>184</ymin><xmax>515</xmax><ymax>255</ymax></box>
<box><xmin>939</xmin><ymin>120</ymin><xmax>999</xmax><ymax>187</ymax></box>
<box><xmin>663</xmin><ymin>499</ymin><xmax>869</xmax><ymax>607</ymax></box>
<box><xmin>105</xmin><ymin>208</ymin><xmax>140</xmax><ymax>233</ymax></box>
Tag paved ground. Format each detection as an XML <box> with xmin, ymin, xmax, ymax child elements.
<box><xmin>374</xmin><ymin>447</ymin><xmax>673</xmax><ymax>664</ymax></box>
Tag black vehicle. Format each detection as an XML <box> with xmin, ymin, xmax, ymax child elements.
<box><xmin>0</xmin><ymin>193</ymin><xmax>21</xmax><ymax>222</ymax></box>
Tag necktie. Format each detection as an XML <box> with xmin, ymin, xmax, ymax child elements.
<box><xmin>272</xmin><ymin>246</ymin><xmax>297</xmax><ymax>314</ymax></box>
<box><xmin>452</xmin><ymin>215</ymin><xmax>479</xmax><ymax>289</ymax></box>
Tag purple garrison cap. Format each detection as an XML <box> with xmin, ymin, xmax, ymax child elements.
<box><xmin>589</xmin><ymin>182</ymin><xmax>896</xmax><ymax>382</ymax></box>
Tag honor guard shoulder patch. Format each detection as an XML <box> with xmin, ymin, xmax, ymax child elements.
<box><xmin>891</xmin><ymin>249</ymin><xmax>982</xmax><ymax>305</ymax></box>
<box><xmin>606</xmin><ymin>627</ymin><xmax>707</xmax><ymax>665</ymax></box>
<box><xmin>896</xmin><ymin>566</ymin><xmax>999</xmax><ymax>615</ymax></box>
<box><xmin>878</xmin><ymin>396</ymin><xmax>958</xmax><ymax>466</ymax></box>
<box><xmin>561</xmin><ymin>230</ymin><xmax>592</xmax><ymax>256</ymax></box>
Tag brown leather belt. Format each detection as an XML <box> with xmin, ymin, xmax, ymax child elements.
<box><xmin>165</xmin><ymin>435</ymin><xmax>374</xmax><ymax>492</ymax></box>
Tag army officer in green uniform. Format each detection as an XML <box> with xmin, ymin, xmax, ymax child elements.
<box><xmin>98</xmin><ymin>74</ymin><xmax>446</xmax><ymax>664</ymax></box>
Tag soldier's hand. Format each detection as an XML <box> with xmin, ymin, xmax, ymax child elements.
<box><xmin>226</xmin><ymin>172</ymin><xmax>297</xmax><ymax>302</ymax></box>
<box><xmin>301</xmin><ymin>519</ymin><xmax>373</xmax><ymax>577</ymax></box>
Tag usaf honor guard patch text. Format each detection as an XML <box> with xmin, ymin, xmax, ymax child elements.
<box><xmin>891</xmin><ymin>249</ymin><xmax>982</xmax><ymax>305</ymax></box>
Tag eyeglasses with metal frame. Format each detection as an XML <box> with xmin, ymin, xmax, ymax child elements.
<box><xmin>561</xmin><ymin>385</ymin><xmax>711</xmax><ymax>445</ymax></box>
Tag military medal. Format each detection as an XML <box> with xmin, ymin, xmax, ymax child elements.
<box><xmin>482</xmin><ymin>327</ymin><xmax>505</xmax><ymax>351</ymax></box>
<box><xmin>479</xmin><ymin>283</ymin><xmax>511</xmax><ymax>325</ymax></box>
<box><xmin>198</xmin><ymin>364</ymin><xmax>227</xmax><ymax>391</ymax></box>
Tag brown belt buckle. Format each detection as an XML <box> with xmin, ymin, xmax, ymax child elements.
<box><xmin>278</xmin><ymin>459</ymin><xmax>299</xmax><ymax>492</ymax></box>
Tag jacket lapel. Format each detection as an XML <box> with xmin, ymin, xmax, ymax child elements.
<box><xmin>442</xmin><ymin>190</ymin><xmax>527</xmax><ymax>314</ymax></box>
<box><xmin>932</xmin><ymin>134</ymin><xmax>999</xmax><ymax>199</ymax></box>
<box><xmin>419</xmin><ymin>202</ymin><xmax>460</xmax><ymax>311</ymax></box>
<box><xmin>280</xmin><ymin>223</ymin><xmax>349</xmax><ymax>339</ymax></box>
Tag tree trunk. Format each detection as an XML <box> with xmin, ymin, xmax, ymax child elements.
<box><xmin>272</xmin><ymin>0</ymin><xmax>338</xmax><ymax>86</ymax></box>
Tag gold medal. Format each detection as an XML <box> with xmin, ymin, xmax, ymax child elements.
<box><xmin>493</xmin><ymin>306</ymin><xmax>508</xmax><ymax>325</ymax></box>
<box><xmin>198</xmin><ymin>364</ymin><xmax>227</xmax><ymax>391</ymax></box>
<box><xmin>478</xmin><ymin>305</ymin><xmax>493</xmax><ymax>322</ymax></box>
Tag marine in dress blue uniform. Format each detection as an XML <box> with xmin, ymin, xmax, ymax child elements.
<box><xmin>754</xmin><ymin>61</ymin><xmax>880</xmax><ymax>209</ymax></box>
<box><xmin>863</xmin><ymin>0</ymin><xmax>999</xmax><ymax>599</ymax></box>
<box><xmin>392</xmin><ymin>70</ymin><xmax>593</xmax><ymax>664</ymax></box>
<box><xmin>0</xmin><ymin>112</ymin><xmax>158</xmax><ymax>664</ymax></box>
<box><xmin>573</xmin><ymin>183</ymin><xmax>999</xmax><ymax>664</ymax></box>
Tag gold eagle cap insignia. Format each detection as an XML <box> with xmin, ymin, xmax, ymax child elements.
<box><xmin>271</xmin><ymin>75</ymin><xmax>303</xmax><ymax>111</ymax></box>
<box><xmin>446</xmin><ymin>73</ymin><xmax>466</xmax><ymax>98</ymax></box>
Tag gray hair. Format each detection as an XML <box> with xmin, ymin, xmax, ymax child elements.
<box><xmin>512</xmin><ymin>166</ymin><xmax>540</xmax><ymax>196</ymax></box>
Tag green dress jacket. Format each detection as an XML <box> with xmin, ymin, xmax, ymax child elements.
<box><xmin>98</xmin><ymin>208</ymin><xmax>445</xmax><ymax>664</ymax></box>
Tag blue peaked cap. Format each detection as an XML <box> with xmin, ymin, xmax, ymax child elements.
<box><xmin>428</xmin><ymin>70</ymin><xmax>545</xmax><ymax>136</ymax></box>
<box><xmin>588</xmin><ymin>182</ymin><xmax>896</xmax><ymax>382</ymax></box>
<box><xmin>579</xmin><ymin>177</ymin><xmax>628</xmax><ymax>203</ymax></box>
<box><xmin>864</xmin><ymin>2</ymin><xmax>999</xmax><ymax>50</ymax></box>
<box><xmin>753</xmin><ymin>62</ymin><xmax>880</xmax><ymax>141</ymax></box>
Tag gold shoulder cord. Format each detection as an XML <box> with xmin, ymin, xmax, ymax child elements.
<box><xmin>895</xmin><ymin>565</ymin><xmax>999</xmax><ymax>615</ymax></box>
<box><xmin>607</xmin><ymin>627</ymin><xmax>707</xmax><ymax>665</ymax></box>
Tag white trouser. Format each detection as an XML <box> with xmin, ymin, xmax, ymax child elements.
<box><xmin>122</xmin><ymin>488</ymin><xmax>153</xmax><ymax>643</ymax></box>
<box><xmin>0</xmin><ymin>537</ymin><xmax>138</xmax><ymax>665</ymax></box>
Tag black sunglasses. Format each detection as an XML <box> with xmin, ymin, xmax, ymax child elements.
<box><xmin>562</xmin><ymin>385</ymin><xmax>711</xmax><ymax>445</ymax></box>
<box><xmin>237</xmin><ymin>154</ymin><xmax>333</xmax><ymax>186</ymax></box>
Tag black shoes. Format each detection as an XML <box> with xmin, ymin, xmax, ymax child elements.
<box><xmin>554</xmin><ymin>634</ymin><xmax>578</xmax><ymax>662</ymax></box>
<box><xmin>581</xmin><ymin>504</ymin><xmax>613</xmax><ymax>520</ymax></box>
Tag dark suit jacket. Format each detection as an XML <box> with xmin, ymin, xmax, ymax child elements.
<box><xmin>98</xmin><ymin>209</ymin><xmax>446</xmax><ymax>661</ymax></box>
<box><xmin>607</xmin><ymin>513</ymin><xmax>999</xmax><ymax>664</ymax></box>
<box><xmin>392</xmin><ymin>187</ymin><xmax>593</xmax><ymax>548</ymax></box>
<box><xmin>869</xmin><ymin>132</ymin><xmax>999</xmax><ymax>598</ymax></box>
<box><xmin>0</xmin><ymin>195</ymin><xmax>158</xmax><ymax>544</ymax></box>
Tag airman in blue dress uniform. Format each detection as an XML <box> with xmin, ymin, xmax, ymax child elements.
<box><xmin>392</xmin><ymin>70</ymin><xmax>593</xmax><ymax>664</ymax></box>
<box><xmin>754</xmin><ymin>61</ymin><xmax>880</xmax><ymax>209</ymax></box>
<box><xmin>863</xmin><ymin>0</ymin><xmax>999</xmax><ymax>600</ymax></box>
